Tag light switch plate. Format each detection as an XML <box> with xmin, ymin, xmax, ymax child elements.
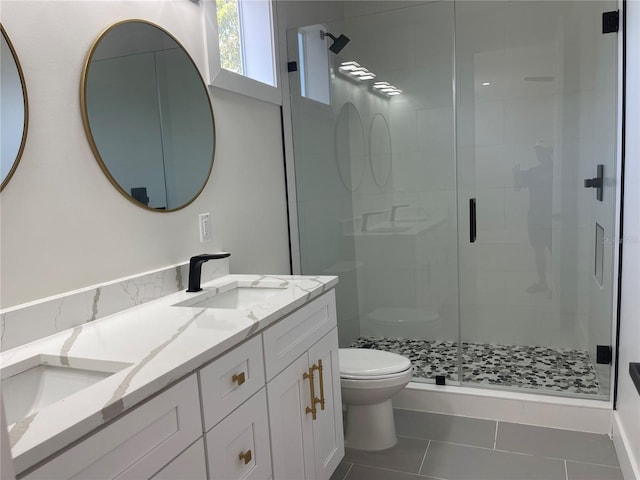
<box><xmin>199</xmin><ymin>213</ymin><xmax>212</xmax><ymax>242</ymax></box>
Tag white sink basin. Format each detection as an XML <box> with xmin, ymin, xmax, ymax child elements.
<box><xmin>1</xmin><ymin>355</ymin><xmax>131</xmax><ymax>425</ymax></box>
<box><xmin>175</xmin><ymin>284</ymin><xmax>289</xmax><ymax>310</ymax></box>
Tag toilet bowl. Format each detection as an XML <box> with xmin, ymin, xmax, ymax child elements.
<box><xmin>339</xmin><ymin>348</ymin><xmax>412</xmax><ymax>451</ymax></box>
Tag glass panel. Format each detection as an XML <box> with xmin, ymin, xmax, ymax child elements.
<box><xmin>455</xmin><ymin>1</ymin><xmax>617</xmax><ymax>398</ymax></box>
<box><xmin>289</xmin><ymin>2</ymin><xmax>459</xmax><ymax>384</ymax></box>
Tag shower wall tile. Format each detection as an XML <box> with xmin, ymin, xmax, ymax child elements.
<box><xmin>455</xmin><ymin>2</ymin><xmax>507</xmax><ymax>60</ymax></box>
<box><xmin>474</xmin><ymin>145</ymin><xmax>513</xmax><ymax>189</ymax></box>
<box><xmin>503</xmin><ymin>96</ymin><xmax>555</xmax><ymax>146</ymax></box>
<box><xmin>389</xmin><ymin>109</ymin><xmax>418</xmax><ymax>154</ymax></box>
<box><xmin>475</xmin><ymin>187</ymin><xmax>506</xmax><ymax>230</ymax></box>
<box><xmin>0</xmin><ymin>259</ymin><xmax>228</xmax><ymax>351</ymax></box>
<box><xmin>473</xmin><ymin>102</ymin><xmax>505</xmax><ymax>147</ymax></box>
<box><xmin>458</xmin><ymin>303</ymin><xmax>584</xmax><ymax>349</ymax></box>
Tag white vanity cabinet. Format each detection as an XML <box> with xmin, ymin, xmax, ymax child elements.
<box><xmin>23</xmin><ymin>375</ymin><xmax>202</xmax><ymax>480</ymax></box>
<box><xmin>199</xmin><ymin>335</ymin><xmax>271</xmax><ymax>480</ymax></box>
<box><xmin>17</xmin><ymin>289</ymin><xmax>343</xmax><ymax>480</ymax></box>
<box><xmin>152</xmin><ymin>440</ymin><xmax>208</xmax><ymax>480</ymax></box>
<box><xmin>264</xmin><ymin>293</ymin><xmax>344</xmax><ymax>480</ymax></box>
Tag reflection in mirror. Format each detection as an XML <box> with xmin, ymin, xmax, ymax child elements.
<box><xmin>335</xmin><ymin>102</ymin><xmax>365</xmax><ymax>192</ymax></box>
<box><xmin>1</xmin><ymin>24</ymin><xmax>28</xmax><ymax>192</ymax></box>
<box><xmin>82</xmin><ymin>20</ymin><xmax>215</xmax><ymax>211</ymax></box>
<box><xmin>369</xmin><ymin>113</ymin><xmax>392</xmax><ymax>187</ymax></box>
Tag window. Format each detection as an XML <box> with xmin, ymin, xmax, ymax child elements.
<box><xmin>296</xmin><ymin>25</ymin><xmax>330</xmax><ymax>105</ymax></box>
<box><xmin>206</xmin><ymin>0</ymin><xmax>279</xmax><ymax>104</ymax></box>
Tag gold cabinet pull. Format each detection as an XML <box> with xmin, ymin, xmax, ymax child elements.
<box><xmin>232</xmin><ymin>372</ymin><xmax>246</xmax><ymax>386</ymax></box>
<box><xmin>314</xmin><ymin>359</ymin><xmax>326</xmax><ymax>411</ymax></box>
<box><xmin>303</xmin><ymin>368</ymin><xmax>317</xmax><ymax>420</ymax></box>
<box><xmin>238</xmin><ymin>449</ymin><xmax>252</xmax><ymax>464</ymax></box>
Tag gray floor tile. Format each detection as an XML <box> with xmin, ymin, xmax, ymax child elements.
<box><xmin>495</xmin><ymin>422</ymin><xmax>619</xmax><ymax>466</ymax></box>
<box><xmin>420</xmin><ymin>441</ymin><xmax>566</xmax><ymax>480</ymax></box>
<box><xmin>343</xmin><ymin>436</ymin><xmax>429</xmax><ymax>474</ymax></box>
<box><xmin>345</xmin><ymin>464</ymin><xmax>437</xmax><ymax>480</ymax></box>
<box><xmin>567</xmin><ymin>461</ymin><xmax>624</xmax><ymax>480</ymax></box>
<box><xmin>330</xmin><ymin>462</ymin><xmax>353</xmax><ymax>480</ymax></box>
<box><xmin>394</xmin><ymin>409</ymin><xmax>497</xmax><ymax>448</ymax></box>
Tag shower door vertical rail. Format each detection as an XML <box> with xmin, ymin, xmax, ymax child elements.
<box><xmin>287</xmin><ymin>3</ymin><xmax>461</xmax><ymax>384</ymax></box>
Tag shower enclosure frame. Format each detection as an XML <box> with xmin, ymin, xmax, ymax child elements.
<box><xmin>279</xmin><ymin>0</ymin><xmax>625</xmax><ymax>406</ymax></box>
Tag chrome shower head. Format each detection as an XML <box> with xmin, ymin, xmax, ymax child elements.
<box><xmin>320</xmin><ymin>31</ymin><xmax>350</xmax><ymax>54</ymax></box>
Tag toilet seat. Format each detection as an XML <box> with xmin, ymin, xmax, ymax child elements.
<box><xmin>339</xmin><ymin>348</ymin><xmax>412</xmax><ymax>379</ymax></box>
<box><xmin>340</xmin><ymin>369</ymin><xmax>412</xmax><ymax>381</ymax></box>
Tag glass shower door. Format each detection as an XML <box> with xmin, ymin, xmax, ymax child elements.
<box><xmin>455</xmin><ymin>0</ymin><xmax>618</xmax><ymax>398</ymax></box>
<box><xmin>288</xmin><ymin>2</ymin><xmax>460</xmax><ymax>384</ymax></box>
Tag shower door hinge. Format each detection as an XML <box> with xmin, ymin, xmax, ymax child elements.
<box><xmin>596</xmin><ymin>345</ymin><xmax>613</xmax><ymax>365</ymax></box>
<box><xmin>435</xmin><ymin>375</ymin><xmax>446</xmax><ymax>385</ymax></box>
<box><xmin>602</xmin><ymin>11</ymin><xmax>619</xmax><ymax>34</ymax></box>
<box><xmin>288</xmin><ymin>61</ymin><xmax>298</xmax><ymax>72</ymax></box>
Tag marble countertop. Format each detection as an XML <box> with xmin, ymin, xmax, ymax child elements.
<box><xmin>0</xmin><ymin>274</ymin><xmax>338</xmax><ymax>474</ymax></box>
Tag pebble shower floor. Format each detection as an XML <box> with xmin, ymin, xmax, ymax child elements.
<box><xmin>351</xmin><ymin>337</ymin><xmax>601</xmax><ymax>395</ymax></box>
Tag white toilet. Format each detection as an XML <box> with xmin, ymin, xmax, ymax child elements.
<box><xmin>339</xmin><ymin>348</ymin><xmax>412</xmax><ymax>451</ymax></box>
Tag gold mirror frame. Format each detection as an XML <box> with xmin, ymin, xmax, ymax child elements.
<box><xmin>80</xmin><ymin>19</ymin><xmax>216</xmax><ymax>212</ymax></box>
<box><xmin>1</xmin><ymin>23</ymin><xmax>29</xmax><ymax>193</ymax></box>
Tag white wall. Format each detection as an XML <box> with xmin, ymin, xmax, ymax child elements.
<box><xmin>614</xmin><ymin>1</ymin><xmax>640</xmax><ymax>477</ymax></box>
<box><xmin>0</xmin><ymin>0</ymin><xmax>290</xmax><ymax>308</ymax></box>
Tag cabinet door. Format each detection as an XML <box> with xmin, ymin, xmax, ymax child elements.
<box><xmin>308</xmin><ymin>328</ymin><xmax>344</xmax><ymax>480</ymax></box>
<box><xmin>24</xmin><ymin>375</ymin><xmax>201</xmax><ymax>480</ymax></box>
<box><xmin>267</xmin><ymin>355</ymin><xmax>315</xmax><ymax>480</ymax></box>
<box><xmin>206</xmin><ymin>389</ymin><xmax>272</xmax><ymax>480</ymax></box>
<box><xmin>152</xmin><ymin>439</ymin><xmax>207</xmax><ymax>480</ymax></box>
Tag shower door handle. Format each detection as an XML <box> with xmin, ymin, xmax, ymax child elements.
<box><xmin>470</xmin><ymin>198</ymin><xmax>477</xmax><ymax>243</ymax></box>
<box><xmin>584</xmin><ymin>164</ymin><xmax>604</xmax><ymax>202</ymax></box>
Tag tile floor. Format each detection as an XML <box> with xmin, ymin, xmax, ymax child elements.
<box><xmin>351</xmin><ymin>337</ymin><xmax>601</xmax><ymax>396</ymax></box>
<box><xmin>331</xmin><ymin>409</ymin><xmax>622</xmax><ymax>480</ymax></box>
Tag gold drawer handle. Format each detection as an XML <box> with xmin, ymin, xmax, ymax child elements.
<box><xmin>238</xmin><ymin>449</ymin><xmax>252</xmax><ymax>464</ymax></box>
<box><xmin>232</xmin><ymin>372</ymin><xmax>246</xmax><ymax>386</ymax></box>
<box><xmin>303</xmin><ymin>368</ymin><xmax>317</xmax><ymax>420</ymax></box>
<box><xmin>314</xmin><ymin>359</ymin><xmax>326</xmax><ymax>411</ymax></box>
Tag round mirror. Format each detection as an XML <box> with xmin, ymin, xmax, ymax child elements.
<box><xmin>81</xmin><ymin>20</ymin><xmax>215</xmax><ymax>211</ymax></box>
<box><xmin>335</xmin><ymin>102</ymin><xmax>365</xmax><ymax>192</ymax></box>
<box><xmin>1</xmin><ymin>24</ymin><xmax>29</xmax><ymax>192</ymax></box>
<box><xmin>369</xmin><ymin>113</ymin><xmax>392</xmax><ymax>188</ymax></box>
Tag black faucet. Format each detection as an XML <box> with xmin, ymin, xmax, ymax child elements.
<box><xmin>187</xmin><ymin>253</ymin><xmax>231</xmax><ymax>292</ymax></box>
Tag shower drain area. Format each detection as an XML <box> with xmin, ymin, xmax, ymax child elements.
<box><xmin>351</xmin><ymin>337</ymin><xmax>601</xmax><ymax>395</ymax></box>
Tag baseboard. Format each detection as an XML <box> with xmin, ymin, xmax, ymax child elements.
<box><xmin>613</xmin><ymin>412</ymin><xmax>640</xmax><ymax>480</ymax></box>
<box><xmin>393</xmin><ymin>382</ymin><xmax>612</xmax><ymax>434</ymax></box>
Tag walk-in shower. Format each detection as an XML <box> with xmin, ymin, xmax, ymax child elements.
<box><xmin>288</xmin><ymin>1</ymin><xmax>618</xmax><ymax>400</ymax></box>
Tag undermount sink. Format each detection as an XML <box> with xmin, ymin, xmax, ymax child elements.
<box><xmin>174</xmin><ymin>283</ymin><xmax>289</xmax><ymax>310</ymax></box>
<box><xmin>1</xmin><ymin>355</ymin><xmax>131</xmax><ymax>425</ymax></box>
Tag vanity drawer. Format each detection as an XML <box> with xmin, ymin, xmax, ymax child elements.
<box><xmin>199</xmin><ymin>334</ymin><xmax>265</xmax><ymax>430</ymax></box>
<box><xmin>24</xmin><ymin>375</ymin><xmax>201</xmax><ymax>480</ymax></box>
<box><xmin>262</xmin><ymin>290</ymin><xmax>336</xmax><ymax>380</ymax></box>
<box><xmin>206</xmin><ymin>388</ymin><xmax>272</xmax><ymax>480</ymax></box>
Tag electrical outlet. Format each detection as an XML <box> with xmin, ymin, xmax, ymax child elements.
<box><xmin>199</xmin><ymin>213</ymin><xmax>212</xmax><ymax>242</ymax></box>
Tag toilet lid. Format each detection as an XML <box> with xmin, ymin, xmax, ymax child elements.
<box><xmin>339</xmin><ymin>348</ymin><xmax>411</xmax><ymax>377</ymax></box>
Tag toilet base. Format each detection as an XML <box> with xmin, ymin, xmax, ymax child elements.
<box><xmin>344</xmin><ymin>399</ymin><xmax>397</xmax><ymax>451</ymax></box>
